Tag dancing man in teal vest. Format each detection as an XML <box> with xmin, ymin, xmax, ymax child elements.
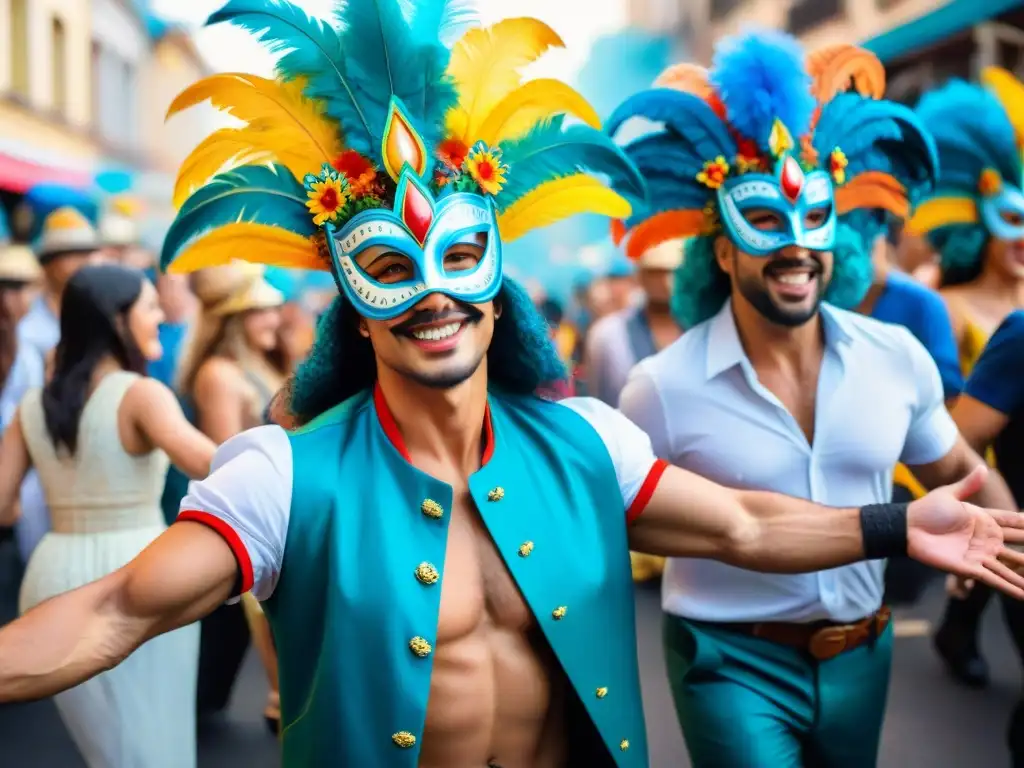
<box><xmin>2</xmin><ymin>5</ymin><xmax>1024</xmax><ymax>768</ymax></box>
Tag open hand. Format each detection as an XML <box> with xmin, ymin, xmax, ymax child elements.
<box><xmin>907</xmin><ymin>466</ymin><xmax>1024</xmax><ymax>599</ymax></box>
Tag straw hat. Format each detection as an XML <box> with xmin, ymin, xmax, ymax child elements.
<box><xmin>0</xmin><ymin>244</ymin><xmax>41</xmax><ymax>283</ymax></box>
<box><xmin>37</xmin><ymin>206</ymin><xmax>100</xmax><ymax>259</ymax></box>
<box><xmin>192</xmin><ymin>264</ymin><xmax>284</xmax><ymax>317</ymax></box>
<box><xmin>638</xmin><ymin>238</ymin><xmax>686</xmax><ymax>271</ymax></box>
<box><xmin>99</xmin><ymin>213</ymin><xmax>138</xmax><ymax>247</ymax></box>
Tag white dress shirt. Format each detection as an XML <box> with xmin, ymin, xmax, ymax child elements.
<box><xmin>619</xmin><ymin>300</ymin><xmax>958</xmax><ymax>623</ymax></box>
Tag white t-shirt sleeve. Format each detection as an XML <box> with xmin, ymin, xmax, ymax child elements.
<box><xmin>177</xmin><ymin>425</ymin><xmax>293</xmax><ymax>601</ymax></box>
<box><xmin>618</xmin><ymin>365</ymin><xmax>674</xmax><ymax>460</ymax></box>
<box><xmin>559</xmin><ymin>396</ymin><xmax>668</xmax><ymax>522</ymax></box>
<box><xmin>899</xmin><ymin>327</ymin><xmax>959</xmax><ymax>466</ymax></box>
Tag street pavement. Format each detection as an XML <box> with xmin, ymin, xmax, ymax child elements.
<box><xmin>0</xmin><ymin>539</ymin><xmax>1019</xmax><ymax>767</ymax></box>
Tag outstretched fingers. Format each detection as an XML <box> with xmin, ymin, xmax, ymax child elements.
<box><xmin>974</xmin><ymin>556</ymin><xmax>1024</xmax><ymax>600</ymax></box>
<box><xmin>997</xmin><ymin>546</ymin><xmax>1024</xmax><ymax>571</ymax></box>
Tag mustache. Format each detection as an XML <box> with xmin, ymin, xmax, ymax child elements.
<box><xmin>390</xmin><ymin>303</ymin><xmax>484</xmax><ymax>336</ymax></box>
<box><xmin>763</xmin><ymin>255</ymin><xmax>823</xmax><ymax>276</ymax></box>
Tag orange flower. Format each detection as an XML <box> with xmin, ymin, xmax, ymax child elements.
<box><xmin>696</xmin><ymin>156</ymin><xmax>730</xmax><ymax>190</ymax></box>
<box><xmin>465</xmin><ymin>143</ymin><xmax>508</xmax><ymax>196</ymax></box>
<box><xmin>438</xmin><ymin>138</ymin><xmax>470</xmax><ymax>170</ymax></box>
<box><xmin>829</xmin><ymin>148</ymin><xmax>848</xmax><ymax>186</ymax></box>
<box><xmin>979</xmin><ymin>168</ymin><xmax>1003</xmax><ymax>197</ymax></box>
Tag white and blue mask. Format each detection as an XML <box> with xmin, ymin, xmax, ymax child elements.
<box><xmin>980</xmin><ymin>181</ymin><xmax>1024</xmax><ymax>242</ymax></box>
<box><xmin>717</xmin><ymin>154</ymin><xmax>837</xmax><ymax>257</ymax></box>
<box><xmin>325</xmin><ymin>171</ymin><xmax>502</xmax><ymax>321</ymax></box>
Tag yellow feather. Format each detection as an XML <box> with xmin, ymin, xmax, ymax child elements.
<box><xmin>173</xmin><ymin>129</ymin><xmax>273</xmax><ymax>208</ymax></box>
<box><xmin>167</xmin><ymin>73</ymin><xmax>340</xmax><ymax>193</ymax></box>
<box><xmin>167</xmin><ymin>223</ymin><xmax>323</xmax><ymax>275</ymax></box>
<box><xmin>981</xmin><ymin>67</ymin><xmax>1024</xmax><ymax>141</ymax></box>
<box><xmin>477</xmin><ymin>79</ymin><xmax>600</xmax><ymax>145</ymax></box>
<box><xmin>447</xmin><ymin>18</ymin><xmax>564</xmax><ymax>143</ymax></box>
<box><xmin>905</xmin><ymin>197</ymin><xmax>979</xmax><ymax>236</ymax></box>
<box><xmin>497</xmin><ymin>175</ymin><xmax>632</xmax><ymax>243</ymax></box>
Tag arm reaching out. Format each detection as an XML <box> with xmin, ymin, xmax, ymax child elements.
<box><xmin>0</xmin><ymin>522</ymin><xmax>237</xmax><ymax>702</ymax></box>
<box><xmin>0</xmin><ymin>425</ymin><xmax>292</xmax><ymax>703</ymax></box>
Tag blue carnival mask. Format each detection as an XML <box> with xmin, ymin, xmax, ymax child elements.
<box><xmin>325</xmin><ymin>171</ymin><xmax>502</xmax><ymax>321</ymax></box>
<box><xmin>717</xmin><ymin>155</ymin><xmax>836</xmax><ymax>256</ymax></box>
<box><xmin>980</xmin><ymin>181</ymin><xmax>1024</xmax><ymax>242</ymax></box>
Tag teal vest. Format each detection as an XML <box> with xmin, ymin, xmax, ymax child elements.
<box><xmin>263</xmin><ymin>388</ymin><xmax>648</xmax><ymax>766</ymax></box>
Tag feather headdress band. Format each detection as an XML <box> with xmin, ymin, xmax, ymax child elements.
<box><xmin>607</xmin><ymin>29</ymin><xmax>937</xmax><ymax>262</ymax></box>
<box><xmin>159</xmin><ymin>0</ymin><xmax>643</xmax><ymax>290</ymax></box>
<box><xmin>907</xmin><ymin>69</ymin><xmax>1024</xmax><ymax>276</ymax></box>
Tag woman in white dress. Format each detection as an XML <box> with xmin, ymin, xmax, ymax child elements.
<box><xmin>0</xmin><ymin>264</ymin><xmax>215</xmax><ymax>768</ymax></box>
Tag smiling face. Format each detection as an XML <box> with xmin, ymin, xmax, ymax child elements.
<box><xmin>716</xmin><ymin>206</ymin><xmax>834</xmax><ymax>327</ymax></box>
<box><xmin>986</xmin><ymin>208</ymin><xmax>1024</xmax><ymax>281</ymax></box>
<box><xmin>356</xmin><ymin>233</ymin><xmax>498</xmax><ymax>389</ymax></box>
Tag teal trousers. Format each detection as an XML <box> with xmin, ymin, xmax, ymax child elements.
<box><xmin>663</xmin><ymin>613</ymin><xmax>893</xmax><ymax>768</ymax></box>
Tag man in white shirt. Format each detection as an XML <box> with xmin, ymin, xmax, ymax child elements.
<box><xmin>612</xmin><ymin>31</ymin><xmax>1019</xmax><ymax>767</ymax></box>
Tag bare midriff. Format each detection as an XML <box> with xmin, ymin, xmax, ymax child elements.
<box><xmin>414</xmin><ymin>490</ymin><xmax>569</xmax><ymax>768</ymax></box>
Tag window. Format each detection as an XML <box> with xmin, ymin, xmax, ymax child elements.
<box><xmin>51</xmin><ymin>17</ymin><xmax>67</xmax><ymax>115</ymax></box>
<box><xmin>787</xmin><ymin>0</ymin><xmax>843</xmax><ymax>35</ymax></box>
<box><xmin>9</xmin><ymin>0</ymin><xmax>29</xmax><ymax>97</ymax></box>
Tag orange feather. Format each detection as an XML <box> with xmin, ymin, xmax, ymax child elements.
<box><xmin>610</xmin><ymin>219</ymin><xmax>627</xmax><ymax>246</ymax></box>
<box><xmin>653</xmin><ymin>63</ymin><xmax>712</xmax><ymax>99</ymax></box>
<box><xmin>624</xmin><ymin>210</ymin><xmax>706</xmax><ymax>261</ymax></box>
<box><xmin>834</xmin><ymin>172</ymin><xmax>908</xmax><ymax>217</ymax></box>
<box><xmin>807</xmin><ymin>45</ymin><xmax>886</xmax><ymax>103</ymax></box>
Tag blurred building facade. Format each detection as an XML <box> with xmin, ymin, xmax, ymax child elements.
<box><xmin>634</xmin><ymin>0</ymin><xmax>1024</xmax><ymax>104</ymax></box>
<box><xmin>0</xmin><ymin>0</ymin><xmax>216</xmax><ymax>242</ymax></box>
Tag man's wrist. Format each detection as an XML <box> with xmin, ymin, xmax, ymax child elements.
<box><xmin>859</xmin><ymin>502</ymin><xmax>909</xmax><ymax>560</ymax></box>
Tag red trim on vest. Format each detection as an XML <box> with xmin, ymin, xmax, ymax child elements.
<box><xmin>373</xmin><ymin>382</ymin><xmax>495</xmax><ymax>465</ymax></box>
<box><xmin>626</xmin><ymin>459</ymin><xmax>669</xmax><ymax>525</ymax></box>
<box><xmin>177</xmin><ymin>510</ymin><xmax>255</xmax><ymax>595</ymax></box>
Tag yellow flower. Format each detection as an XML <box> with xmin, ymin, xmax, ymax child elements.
<box><xmin>465</xmin><ymin>144</ymin><xmax>508</xmax><ymax>196</ymax></box>
<box><xmin>696</xmin><ymin>156</ymin><xmax>730</xmax><ymax>190</ymax></box>
<box><xmin>830</xmin><ymin>148</ymin><xmax>849</xmax><ymax>186</ymax></box>
<box><xmin>305</xmin><ymin>176</ymin><xmax>349</xmax><ymax>226</ymax></box>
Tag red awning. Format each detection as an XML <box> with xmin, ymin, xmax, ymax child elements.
<box><xmin>0</xmin><ymin>152</ymin><xmax>91</xmax><ymax>194</ymax></box>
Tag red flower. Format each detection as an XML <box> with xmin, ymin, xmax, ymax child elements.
<box><xmin>332</xmin><ymin>150</ymin><xmax>377</xmax><ymax>195</ymax></box>
<box><xmin>438</xmin><ymin>138</ymin><xmax>470</xmax><ymax>170</ymax></box>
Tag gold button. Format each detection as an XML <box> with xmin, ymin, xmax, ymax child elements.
<box><xmin>619</xmin><ymin>739</ymin><xmax>629</xmax><ymax>751</ymax></box>
<box><xmin>409</xmin><ymin>636</ymin><xmax>432</xmax><ymax>657</ymax></box>
<box><xmin>518</xmin><ymin>541</ymin><xmax>534</xmax><ymax>557</ymax></box>
<box><xmin>420</xmin><ymin>499</ymin><xmax>444</xmax><ymax>519</ymax></box>
<box><xmin>552</xmin><ymin>605</ymin><xmax>567</xmax><ymax>620</ymax></box>
<box><xmin>596</xmin><ymin>687</ymin><xmax>608</xmax><ymax>699</ymax></box>
<box><xmin>392</xmin><ymin>731</ymin><xmax>416</xmax><ymax>748</ymax></box>
<box><xmin>415</xmin><ymin>562</ymin><xmax>439</xmax><ymax>585</ymax></box>
<box><xmin>487</xmin><ymin>486</ymin><xmax>505</xmax><ymax>502</ymax></box>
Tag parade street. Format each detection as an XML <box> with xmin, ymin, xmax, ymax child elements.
<box><xmin>0</xmin><ymin>545</ymin><xmax>1018</xmax><ymax>767</ymax></box>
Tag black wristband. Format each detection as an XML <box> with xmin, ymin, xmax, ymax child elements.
<box><xmin>859</xmin><ymin>503</ymin><xmax>909</xmax><ymax>559</ymax></box>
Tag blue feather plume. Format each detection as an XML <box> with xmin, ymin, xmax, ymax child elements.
<box><xmin>0</xmin><ymin>205</ymin><xmax>9</xmax><ymax>244</ymax></box>
<box><xmin>623</xmin><ymin>133</ymin><xmax>708</xmax><ymax>182</ymax></box>
<box><xmin>495</xmin><ymin>117</ymin><xmax>646</xmax><ymax>208</ymax></box>
<box><xmin>606</xmin><ymin>89</ymin><xmax>736</xmax><ymax>164</ymax></box>
<box><xmin>918</xmin><ymin>80</ymin><xmax>1021</xmax><ymax>187</ymax></box>
<box><xmin>624</xmin><ymin>172</ymin><xmax>711</xmax><ymax>229</ymax></box>
<box><xmin>161</xmin><ymin>164</ymin><xmax>314</xmax><ymax>271</ymax></box>
<box><xmin>402</xmin><ymin>0</ymin><xmax>479</xmax><ymax>48</ymax></box>
<box><xmin>709</xmin><ymin>29</ymin><xmax>814</xmax><ymax>153</ymax></box>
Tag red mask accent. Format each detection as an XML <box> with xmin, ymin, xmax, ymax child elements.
<box><xmin>780</xmin><ymin>156</ymin><xmax>805</xmax><ymax>203</ymax></box>
<box><xmin>400</xmin><ymin>180</ymin><xmax>434</xmax><ymax>246</ymax></box>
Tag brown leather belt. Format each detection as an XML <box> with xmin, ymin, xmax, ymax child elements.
<box><xmin>722</xmin><ymin>606</ymin><xmax>892</xmax><ymax>661</ymax></box>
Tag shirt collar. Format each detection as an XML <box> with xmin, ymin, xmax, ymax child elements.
<box><xmin>705</xmin><ymin>299</ymin><xmax>854</xmax><ymax>380</ymax></box>
<box><xmin>373</xmin><ymin>382</ymin><xmax>495</xmax><ymax>465</ymax></box>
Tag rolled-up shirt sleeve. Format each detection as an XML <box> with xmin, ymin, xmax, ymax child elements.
<box><xmin>900</xmin><ymin>327</ymin><xmax>959</xmax><ymax>466</ymax></box>
<box><xmin>177</xmin><ymin>425</ymin><xmax>293</xmax><ymax>601</ymax></box>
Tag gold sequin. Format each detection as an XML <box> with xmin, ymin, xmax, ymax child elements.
<box><xmin>487</xmin><ymin>486</ymin><xmax>505</xmax><ymax>502</ymax></box>
<box><xmin>518</xmin><ymin>541</ymin><xmax>534</xmax><ymax>557</ymax></box>
<box><xmin>596</xmin><ymin>687</ymin><xmax>608</xmax><ymax>699</ymax></box>
<box><xmin>392</xmin><ymin>731</ymin><xmax>416</xmax><ymax>748</ymax></box>
<box><xmin>619</xmin><ymin>739</ymin><xmax>629</xmax><ymax>751</ymax></box>
<box><xmin>420</xmin><ymin>499</ymin><xmax>444</xmax><ymax>519</ymax></box>
<box><xmin>415</xmin><ymin>562</ymin><xmax>439</xmax><ymax>585</ymax></box>
<box><xmin>552</xmin><ymin>606</ymin><xmax>567</xmax><ymax>620</ymax></box>
<box><xmin>409</xmin><ymin>637</ymin><xmax>432</xmax><ymax>657</ymax></box>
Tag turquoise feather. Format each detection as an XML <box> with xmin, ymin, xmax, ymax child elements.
<box><xmin>403</xmin><ymin>0</ymin><xmax>479</xmax><ymax>48</ymax></box>
<box><xmin>161</xmin><ymin>164</ymin><xmax>313</xmax><ymax>271</ymax></box>
<box><xmin>207</xmin><ymin>0</ymin><xmax>377</xmax><ymax>155</ymax></box>
<box><xmin>334</xmin><ymin>0</ymin><xmax>457</xmax><ymax>154</ymax></box>
<box><xmin>496</xmin><ymin>117</ymin><xmax>645</xmax><ymax>209</ymax></box>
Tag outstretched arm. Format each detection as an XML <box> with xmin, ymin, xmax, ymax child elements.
<box><xmin>0</xmin><ymin>415</ymin><xmax>32</xmax><ymax>527</ymax></box>
<box><xmin>0</xmin><ymin>521</ymin><xmax>236</xmax><ymax>702</ymax></box>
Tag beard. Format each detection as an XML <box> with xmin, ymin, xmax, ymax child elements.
<box><xmin>736</xmin><ymin>254</ymin><xmax>827</xmax><ymax>328</ymax></box>
<box><xmin>397</xmin><ymin>353</ymin><xmax>486</xmax><ymax>390</ymax></box>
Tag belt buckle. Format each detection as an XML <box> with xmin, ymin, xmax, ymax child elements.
<box><xmin>809</xmin><ymin>626</ymin><xmax>848</xmax><ymax>661</ymax></box>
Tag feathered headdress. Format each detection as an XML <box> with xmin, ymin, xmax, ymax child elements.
<box><xmin>159</xmin><ymin>0</ymin><xmax>642</xmax><ymax>276</ymax></box>
<box><xmin>607</xmin><ymin>30</ymin><xmax>936</xmax><ymax>261</ymax></box>
<box><xmin>907</xmin><ymin>69</ymin><xmax>1024</xmax><ymax>276</ymax></box>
